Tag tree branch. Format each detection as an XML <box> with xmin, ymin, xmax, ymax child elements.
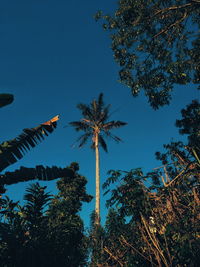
<box><xmin>153</xmin><ymin>12</ymin><xmax>188</xmax><ymax>39</ymax></box>
<box><xmin>104</xmin><ymin>246</ymin><xmax>124</xmax><ymax>267</ymax></box>
<box><xmin>120</xmin><ymin>235</ymin><xmax>157</xmax><ymax>266</ymax></box>
<box><xmin>154</xmin><ymin>3</ymin><xmax>193</xmax><ymax>17</ymax></box>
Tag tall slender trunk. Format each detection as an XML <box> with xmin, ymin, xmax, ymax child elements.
<box><xmin>95</xmin><ymin>132</ymin><xmax>100</xmax><ymax>225</ymax></box>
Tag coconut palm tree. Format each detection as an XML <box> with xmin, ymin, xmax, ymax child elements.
<box><xmin>69</xmin><ymin>93</ymin><xmax>127</xmax><ymax>224</ymax></box>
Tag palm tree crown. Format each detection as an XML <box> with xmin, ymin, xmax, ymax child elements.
<box><xmin>70</xmin><ymin>93</ymin><xmax>127</xmax><ymax>224</ymax></box>
<box><xmin>70</xmin><ymin>93</ymin><xmax>127</xmax><ymax>151</ymax></box>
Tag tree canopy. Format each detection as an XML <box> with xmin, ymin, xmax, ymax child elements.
<box><xmin>69</xmin><ymin>93</ymin><xmax>127</xmax><ymax>152</ymax></box>
<box><xmin>176</xmin><ymin>99</ymin><xmax>200</xmax><ymax>150</ymax></box>
<box><xmin>0</xmin><ymin>163</ymin><xmax>92</xmax><ymax>267</ymax></box>
<box><xmin>96</xmin><ymin>0</ymin><xmax>200</xmax><ymax>109</ymax></box>
<box><xmin>87</xmin><ymin>99</ymin><xmax>200</xmax><ymax>266</ymax></box>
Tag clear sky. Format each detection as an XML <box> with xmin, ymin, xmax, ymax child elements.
<box><xmin>0</xmin><ymin>0</ymin><xmax>199</xmax><ymax>227</ymax></box>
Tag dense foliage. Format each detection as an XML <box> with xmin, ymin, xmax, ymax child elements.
<box><xmin>96</xmin><ymin>0</ymin><xmax>200</xmax><ymax>108</ymax></box>
<box><xmin>0</xmin><ymin>163</ymin><xmax>92</xmax><ymax>267</ymax></box>
<box><xmin>100</xmin><ymin>155</ymin><xmax>199</xmax><ymax>266</ymax></box>
<box><xmin>88</xmin><ymin>100</ymin><xmax>200</xmax><ymax>267</ymax></box>
<box><xmin>1</xmin><ymin>1</ymin><xmax>199</xmax><ymax>265</ymax></box>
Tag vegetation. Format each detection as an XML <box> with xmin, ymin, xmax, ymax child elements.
<box><xmin>1</xmin><ymin>97</ymin><xmax>199</xmax><ymax>266</ymax></box>
<box><xmin>0</xmin><ymin>95</ymin><xmax>74</xmax><ymax>194</ymax></box>
<box><xmin>69</xmin><ymin>93</ymin><xmax>127</xmax><ymax>224</ymax></box>
<box><xmin>0</xmin><ymin>163</ymin><xmax>92</xmax><ymax>267</ymax></box>
<box><xmin>88</xmin><ymin>100</ymin><xmax>200</xmax><ymax>267</ymax></box>
<box><xmin>96</xmin><ymin>0</ymin><xmax>200</xmax><ymax>109</ymax></box>
<box><xmin>0</xmin><ymin>95</ymin><xmax>92</xmax><ymax>266</ymax></box>
<box><xmin>1</xmin><ymin>1</ymin><xmax>199</xmax><ymax>266</ymax></box>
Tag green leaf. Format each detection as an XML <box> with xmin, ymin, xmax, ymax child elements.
<box><xmin>0</xmin><ymin>115</ymin><xmax>59</xmax><ymax>172</ymax></box>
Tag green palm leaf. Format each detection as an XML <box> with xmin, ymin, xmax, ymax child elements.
<box><xmin>104</xmin><ymin>131</ymin><xmax>122</xmax><ymax>143</ymax></box>
<box><xmin>103</xmin><ymin>121</ymin><xmax>127</xmax><ymax>131</ymax></box>
<box><xmin>76</xmin><ymin>132</ymin><xmax>92</xmax><ymax>148</ymax></box>
<box><xmin>0</xmin><ymin>115</ymin><xmax>59</xmax><ymax>172</ymax></box>
<box><xmin>99</xmin><ymin>135</ymin><xmax>108</xmax><ymax>152</ymax></box>
<box><xmin>94</xmin><ymin>93</ymin><xmax>104</xmax><ymax>121</ymax></box>
<box><xmin>77</xmin><ymin>103</ymin><xmax>93</xmax><ymax>120</ymax></box>
<box><xmin>97</xmin><ymin>92</ymin><xmax>104</xmax><ymax>112</ymax></box>
<box><xmin>99</xmin><ymin>104</ymin><xmax>111</xmax><ymax>123</ymax></box>
<box><xmin>69</xmin><ymin>121</ymin><xmax>89</xmax><ymax>131</ymax></box>
<box><xmin>0</xmin><ymin>165</ymin><xmax>74</xmax><ymax>193</ymax></box>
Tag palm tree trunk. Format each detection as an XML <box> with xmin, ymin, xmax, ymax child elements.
<box><xmin>95</xmin><ymin>132</ymin><xmax>100</xmax><ymax>225</ymax></box>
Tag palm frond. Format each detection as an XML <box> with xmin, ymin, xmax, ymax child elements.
<box><xmin>99</xmin><ymin>104</ymin><xmax>111</xmax><ymax>123</ymax></box>
<box><xmin>70</xmin><ymin>94</ymin><xmax>127</xmax><ymax>154</ymax></box>
<box><xmin>92</xmin><ymin>93</ymin><xmax>105</xmax><ymax>121</ymax></box>
<box><xmin>103</xmin><ymin>120</ymin><xmax>127</xmax><ymax>131</ymax></box>
<box><xmin>97</xmin><ymin>93</ymin><xmax>104</xmax><ymax>115</ymax></box>
<box><xmin>98</xmin><ymin>93</ymin><xmax>104</xmax><ymax>107</ymax></box>
<box><xmin>0</xmin><ymin>115</ymin><xmax>59</xmax><ymax>172</ymax></box>
<box><xmin>69</xmin><ymin>120</ymin><xmax>90</xmax><ymax>132</ymax></box>
<box><xmin>104</xmin><ymin>131</ymin><xmax>123</xmax><ymax>143</ymax></box>
<box><xmin>99</xmin><ymin>135</ymin><xmax>108</xmax><ymax>152</ymax></box>
<box><xmin>77</xmin><ymin>103</ymin><xmax>94</xmax><ymax>120</ymax></box>
<box><xmin>76</xmin><ymin>132</ymin><xmax>92</xmax><ymax>148</ymax></box>
<box><xmin>91</xmin><ymin>99</ymin><xmax>98</xmax><ymax>121</ymax></box>
<box><xmin>0</xmin><ymin>165</ymin><xmax>74</xmax><ymax>193</ymax></box>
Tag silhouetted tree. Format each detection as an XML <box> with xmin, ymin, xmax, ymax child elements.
<box><xmin>69</xmin><ymin>93</ymin><xmax>127</xmax><ymax>224</ymax></box>
<box><xmin>0</xmin><ymin>163</ymin><xmax>93</xmax><ymax>267</ymax></box>
<box><xmin>94</xmin><ymin>101</ymin><xmax>200</xmax><ymax>266</ymax></box>
<box><xmin>96</xmin><ymin>0</ymin><xmax>200</xmax><ymax>109</ymax></box>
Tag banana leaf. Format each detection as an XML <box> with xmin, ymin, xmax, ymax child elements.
<box><xmin>0</xmin><ymin>115</ymin><xmax>59</xmax><ymax>172</ymax></box>
<box><xmin>0</xmin><ymin>165</ymin><xmax>74</xmax><ymax>193</ymax></box>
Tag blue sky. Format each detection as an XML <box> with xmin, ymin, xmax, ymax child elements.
<box><xmin>0</xmin><ymin>0</ymin><xmax>199</xmax><ymax>227</ymax></box>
